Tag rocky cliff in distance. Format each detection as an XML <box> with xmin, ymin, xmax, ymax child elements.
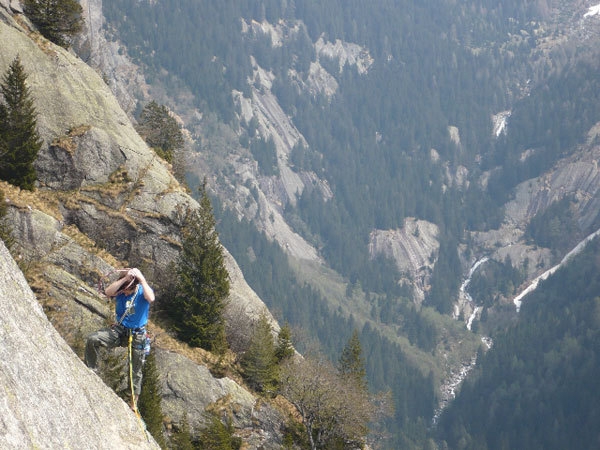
<box><xmin>75</xmin><ymin>0</ymin><xmax>451</xmax><ymax>309</ymax></box>
<box><xmin>369</xmin><ymin>218</ymin><xmax>440</xmax><ymax>304</ymax></box>
<box><xmin>0</xmin><ymin>5</ymin><xmax>286</xmax><ymax>448</ymax></box>
<box><xmin>475</xmin><ymin>140</ymin><xmax>600</xmax><ymax>277</ymax></box>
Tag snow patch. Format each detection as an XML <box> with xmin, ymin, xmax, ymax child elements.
<box><xmin>492</xmin><ymin>111</ymin><xmax>511</xmax><ymax>137</ymax></box>
<box><xmin>513</xmin><ymin>227</ymin><xmax>600</xmax><ymax>311</ymax></box>
<box><xmin>584</xmin><ymin>4</ymin><xmax>600</xmax><ymax>18</ymax></box>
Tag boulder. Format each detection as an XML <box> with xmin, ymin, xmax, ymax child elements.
<box><xmin>156</xmin><ymin>349</ymin><xmax>285</xmax><ymax>449</ymax></box>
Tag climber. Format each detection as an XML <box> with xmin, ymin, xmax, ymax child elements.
<box><xmin>85</xmin><ymin>268</ymin><xmax>155</xmax><ymax>410</ymax></box>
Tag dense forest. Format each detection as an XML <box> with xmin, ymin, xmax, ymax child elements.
<box><xmin>101</xmin><ymin>0</ymin><xmax>600</xmax><ymax>447</ymax></box>
<box><xmin>101</xmin><ymin>0</ymin><xmax>593</xmax><ymax>309</ymax></box>
<box><xmin>102</xmin><ymin>0</ymin><xmax>583</xmax><ymax>301</ymax></box>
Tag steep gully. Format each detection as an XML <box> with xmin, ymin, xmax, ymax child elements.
<box><xmin>433</xmin><ymin>227</ymin><xmax>600</xmax><ymax>424</ymax></box>
<box><xmin>433</xmin><ymin>256</ymin><xmax>492</xmax><ymax>425</ymax></box>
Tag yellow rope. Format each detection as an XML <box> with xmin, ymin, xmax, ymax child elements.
<box><xmin>128</xmin><ymin>333</ymin><xmax>148</xmax><ymax>439</ymax></box>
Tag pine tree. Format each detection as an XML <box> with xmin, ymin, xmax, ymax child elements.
<box><xmin>169</xmin><ymin>413</ymin><xmax>195</xmax><ymax>450</ymax></box>
<box><xmin>241</xmin><ymin>313</ymin><xmax>279</xmax><ymax>394</ymax></box>
<box><xmin>338</xmin><ymin>329</ymin><xmax>367</xmax><ymax>391</ymax></box>
<box><xmin>0</xmin><ymin>56</ymin><xmax>42</xmax><ymax>190</ymax></box>
<box><xmin>172</xmin><ymin>180</ymin><xmax>230</xmax><ymax>352</ymax></box>
<box><xmin>138</xmin><ymin>352</ymin><xmax>167</xmax><ymax>449</ymax></box>
<box><xmin>198</xmin><ymin>413</ymin><xmax>242</xmax><ymax>450</ymax></box>
<box><xmin>136</xmin><ymin>101</ymin><xmax>184</xmax><ymax>164</ymax></box>
<box><xmin>23</xmin><ymin>0</ymin><xmax>83</xmax><ymax>48</ymax></box>
<box><xmin>275</xmin><ymin>323</ymin><xmax>295</xmax><ymax>362</ymax></box>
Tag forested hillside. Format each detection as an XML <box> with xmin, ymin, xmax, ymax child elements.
<box><xmin>101</xmin><ymin>0</ymin><xmax>597</xmax><ymax>305</ymax></box>
<box><xmin>96</xmin><ymin>0</ymin><xmax>600</xmax><ymax>447</ymax></box>
<box><xmin>436</xmin><ymin>236</ymin><xmax>600</xmax><ymax>449</ymax></box>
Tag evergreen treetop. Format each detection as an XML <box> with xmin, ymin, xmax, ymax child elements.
<box><xmin>338</xmin><ymin>329</ymin><xmax>367</xmax><ymax>391</ymax></box>
<box><xmin>23</xmin><ymin>0</ymin><xmax>83</xmax><ymax>49</ymax></box>
<box><xmin>241</xmin><ymin>313</ymin><xmax>279</xmax><ymax>394</ymax></box>
<box><xmin>198</xmin><ymin>413</ymin><xmax>242</xmax><ymax>450</ymax></box>
<box><xmin>171</xmin><ymin>180</ymin><xmax>230</xmax><ymax>352</ymax></box>
<box><xmin>136</xmin><ymin>101</ymin><xmax>184</xmax><ymax>164</ymax></box>
<box><xmin>275</xmin><ymin>323</ymin><xmax>295</xmax><ymax>362</ymax></box>
<box><xmin>138</xmin><ymin>352</ymin><xmax>167</xmax><ymax>449</ymax></box>
<box><xmin>169</xmin><ymin>413</ymin><xmax>195</xmax><ymax>450</ymax></box>
<box><xmin>0</xmin><ymin>56</ymin><xmax>41</xmax><ymax>191</ymax></box>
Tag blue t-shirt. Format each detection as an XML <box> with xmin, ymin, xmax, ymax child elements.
<box><xmin>115</xmin><ymin>285</ymin><xmax>150</xmax><ymax>329</ymax></box>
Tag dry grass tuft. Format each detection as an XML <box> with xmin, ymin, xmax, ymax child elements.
<box><xmin>75</xmin><ymin>166</ymin><xmax>134</xmax><ymax>200</ymax></box>
<box><xmin>149</xmin><ymin>322</ymin><xmax>243</xmax><ymax>383</ymax></box>
<box><xmin>50</xmin><ymin>126</ymin><xmax>92</xmax><ymax>154</ymax></box>
<box><xmin>1</xmin><ymin>181</ymin><xmax>62</xmax><ymax>219</ymax></box>
<box><xmin>68</xmin><ymin>124</ymin><xmax>91</xmax><ymax>137</ymax></box>
<box><xmin>61</xmin><ymin>223</ymin><xmax>121</xmax><ymax>267</ymax></box>
<box><xmin>52</xmin><ymin>135</ymin><xmax>77</xmax><ymax>153</ymax></box>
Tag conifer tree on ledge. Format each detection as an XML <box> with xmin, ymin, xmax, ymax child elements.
<box><xmin>136</xmin><ymin>101</ymin><xmax>184</xmax><ymax>164</ymax></box>
<box><xmin>0</xmin><ymin>56</ymin><xmax>41</xmax><ymax>191</ymax></box>
<box><xmin>171</xmin><ymin>180</ymin><xmax>230</xmax><ymax>353</ymax></box>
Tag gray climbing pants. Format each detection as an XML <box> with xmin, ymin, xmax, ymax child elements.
<box><xmin>85</xmin><ymin>324</ymin><xmax>147</xmax><ymax>395</ymax></box>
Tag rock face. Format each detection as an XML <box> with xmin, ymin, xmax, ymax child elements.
<box><xmin>156</xmin><ymin>350</ymin><xmax>284</xmax><ymax>449</ymax></box>
<box><xmin>504</xmin><ymin>146</ymin><xmax>600</xmax><ymax>231</ymax></box>
<box><xmin>232</xmin><ymin>58</ymin><xmax>328</xmax><ymax>263</ymax></box>
<box><xmin>0</xmin><ymin>241</ymin><xmax>159</xmax><ymax>449</ymax></box>
<box><xmin>0</xmin><ymin>0</ymin><xmax>21</xmax><ymax>14</ymax></box>
<box><xmin>1</xmin><ymin>8</ymin><xmax>193</xmax><ymax>275</ymax></box>
<box><xmin>75</xmin><ymin>0</ymin><xmax>149</xmax><ymax>116</ymax></box>
<box><xmin>369</xmin><ymin>218</ymin><xmax>440</xmax><ymax>304</ymax></box>
<box><xmin>314</xmin><ymin>36</ymin><xmax>374</xmax><ymax>75</ymax></box>
<box><xmin>473</xmin><ymin>142</ymin><xmax>600</xmax><ymax>279</ymax></box>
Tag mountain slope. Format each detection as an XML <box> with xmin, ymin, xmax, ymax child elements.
<box><xmin>436</xmin><ymin>236</ymin><xmax>600</xmax><ymax>449</ymax></box>
<box><xmin>75</xmin><ymin>0</ymin><xmax>600</xmax><ymax>447</ymax></box>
